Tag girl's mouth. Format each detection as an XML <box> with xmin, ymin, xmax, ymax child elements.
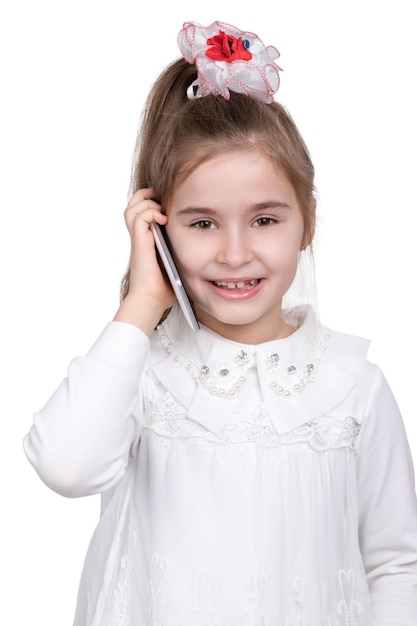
<box><xmin>208</xmin><ymin>278</ymin><xmax>263</xmax><ymax>301</ymax></box>
<box><xmin>212</xmin><ymin>279</ymin><xmax>260</xmax><ymax>290</ymax></box>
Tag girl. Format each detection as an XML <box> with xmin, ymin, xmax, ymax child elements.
<box><xmin>24</xmin><ymin>21</ymin><xmax>417</xmax><ymax>626</ymax></box>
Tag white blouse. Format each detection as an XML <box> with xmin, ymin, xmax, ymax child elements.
<box><xmin>24</xmin><ymin>305</ymin><xmax>417</xmax><ymax>626</ymax></box>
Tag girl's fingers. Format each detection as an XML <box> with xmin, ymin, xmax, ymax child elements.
<box><xmin>125</xmin><ymin>187</ymin><xmax>160</xmax><ymax>213</ymax></box>
<box><xmin>128</xmin><ymin>186</ymin><xmax>155</xmax><ymax>203</ymax></box>
<box><xmin>123</xmin><ymin>188</ymin><xmax>170</xmax><ymax>292</ymax></box>
<box><xmin>123</xmin><ymin>188</ymin><xmax>167</xmax><ymax>238</ymax></box>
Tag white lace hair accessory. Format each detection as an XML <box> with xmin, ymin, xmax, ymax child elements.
<box><xmin>177</xmin><ymin>21</ymin><xmax>282</xmax><ymax>104</ymax></box>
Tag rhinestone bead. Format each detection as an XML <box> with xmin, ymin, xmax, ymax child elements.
<box><xmin>287</xmin><ymin>365</ymin><xmax>297</xmax><ymax>375</ymax></box>
<box><xmin>201</xmin><ymin>365</ymin><xmax>210</xmax><ymax>376</ymax></box>
<box><xmin>304</xmin><ymin>363</ymin><xmax>314</xmax><ymax>376</ymax></box>
<box><xmin>219</xmin><ymin>368</ymin><xmax>229</xmax><ymax>377</ymax></box>
<box><xmin>270</xmin><ymin>353</ymin><xmax>280</xmax><ymax>363</ymax></box>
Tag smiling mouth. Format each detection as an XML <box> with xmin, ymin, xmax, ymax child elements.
<box><xmin>212</xmin><ymin>279</ymin><xmax>260</xmax><ymax>290</ymax></box>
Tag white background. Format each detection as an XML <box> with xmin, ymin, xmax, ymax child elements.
<box><xmin>1</xmin><ymin>1</ymin><xmax>416</xmax><ymax>623</ymax></box>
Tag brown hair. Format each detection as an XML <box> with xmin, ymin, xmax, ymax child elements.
<box><xmin>121</xmin><ymin>57</ymin><xmax>316</xmax><ymax>301</ymax></box>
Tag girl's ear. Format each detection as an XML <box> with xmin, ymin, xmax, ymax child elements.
<box><xmin>301</xmin><ymin>198</ymin><xmax>316</xmax><ymax>250</ymax></box>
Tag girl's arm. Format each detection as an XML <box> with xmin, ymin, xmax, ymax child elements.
<box><xmin>357</xmin><ymin>365</ymin><xmax>417</xmax><ymax>624</ymax></box>
<box><xmin>23</xmin><ymin>321</ymin><xmax>149</xmax><ymax>497</ymax></box>
<box><xmin>24</xmin><ymin>189</ymin><xmax>176</xmax><ymax>497</ymax></box>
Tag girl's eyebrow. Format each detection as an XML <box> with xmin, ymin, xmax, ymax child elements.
<box><xmin>175</xmin><ymin>201</ymin><xmax>291</xmax><ymax>216</ymax></box>
<box><xmin>249</xmin><ymin>201</ymin><xmax>292</xmax><ymax>211</ymax></box>
<box><xmin>175</xmin><ymin>206</ymin><xmax>217</xmax><ymax>216</ymax></box>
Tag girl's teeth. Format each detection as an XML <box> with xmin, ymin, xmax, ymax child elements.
<box><xmin>214</xmin><ymin>280</ymin><xmax>258</xmax><ymax>289</ymax></box>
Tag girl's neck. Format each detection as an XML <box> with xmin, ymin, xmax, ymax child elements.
<box><xmin>198</xmin><ymin>316</ymin><xmax>296</xmax><ymax>345</ymax></box>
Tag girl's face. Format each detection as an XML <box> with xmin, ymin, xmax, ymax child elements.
<box><xmin>165</xmin><ymin>150</ymin><xmax>305</xmax><ymax>344</ymax></box>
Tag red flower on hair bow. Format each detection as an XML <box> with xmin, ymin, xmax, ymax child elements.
<box><xmin>178</xmin><ymin>21</ymin><xmax>282</xmax><ymax>103</ymax></box>
<box><xmin>206</xmin><ymin>31</ymin><xmax>252</xmax><ymax>63</ymax></box>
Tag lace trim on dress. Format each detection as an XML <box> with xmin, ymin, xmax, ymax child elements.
<box><xmin>146</xmin><ymin>555</ymin><xmax>168</xmax><ymax>626</ymax></box>
<box><xmin>145</xmin><ymin>393</ymin><xmax>360</xmax><ymax>450</ymax></box>
<box><xmin>113</xmin><ymin>529</ymin><xmax>137</xmax><ymax>626</ymax></box>
<box><xmin>244</xmin><ymin>575</ymin><xmax>268</xmax><ymax>626</ymax></box>
<box><xmin>109</xmin><ymin>556</ymin><xmax>364</xmax><ymax>625</ymax></box>
<box><xmin>336</xmin><ymin>569</ymin><xmax>362</xmax><ymax>626</ymax></box>
<box><xmin>191</xmin><ymin>573</ymin><xmax>222</xmax><ymax>625</ymax></box>
<box><xmin>285</xmin><ymin>578</ymin><xmax>304</xmax><ymax>626</ymax></box>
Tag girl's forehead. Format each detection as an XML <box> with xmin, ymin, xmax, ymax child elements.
<box><xmin>167</xmin><ymin>150</ymin><xmax>299</xmax><ymax>212</ymax></box>
<box><xmin>175</xmin><ymin>148</ymin><xmax>290</xmax><ymax>190</ymax></box>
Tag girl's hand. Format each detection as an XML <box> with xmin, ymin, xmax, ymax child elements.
<box><xmin>113</xmin><ymin>188</ymin><xmax>176</xmax><ymax>334</ymax></box>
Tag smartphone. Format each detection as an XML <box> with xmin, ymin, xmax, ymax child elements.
<box><xmin>150</xmin><ymin>222</ymin><xmax>200</xmax><ymax>332</ymax></box>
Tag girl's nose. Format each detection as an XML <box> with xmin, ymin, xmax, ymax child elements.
<box><xmin>215</xmin><ymin>229</ymin><xmax>254</xmax><ymax>267</ymax></box>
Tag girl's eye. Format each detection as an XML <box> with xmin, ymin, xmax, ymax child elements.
<box><xmin>192</xmin><ymin>219</ymin><xmax>216</xmax><ymax>230</ymax></box>
<box><xmin>253</xmin><ymin>216</ymin><xmax>277</xmax><ymax>227</ymax></box>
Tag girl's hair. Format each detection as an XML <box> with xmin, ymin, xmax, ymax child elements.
<box><xmin>121</xmin><ymin>57</ymin><xmax>316</xmax><ymax>301</ymax></box>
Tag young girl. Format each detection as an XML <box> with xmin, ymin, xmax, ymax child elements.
<box><xmin>24</xmin><ymin>20</ymin><xmax>417</xmax><ymax>626</ymax></box>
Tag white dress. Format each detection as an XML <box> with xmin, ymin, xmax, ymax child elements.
<box><xmin>24</xmin><ymin>305</ymin><xmax>417</xmax><ymax>625</ymax></box>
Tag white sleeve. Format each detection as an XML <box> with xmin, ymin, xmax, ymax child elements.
<box><xmin>356</xmin><ymin>365</ymin><xmax>417</xmax><ymax>625</ymax></box>
<box><xmin>23</xmin><ymin>321</ymin><xmax>150</xmax><ymax>498</ymax></box>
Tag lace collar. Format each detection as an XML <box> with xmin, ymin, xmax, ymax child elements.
<box><xmin>147</xmin><ymin>304</ymin><xmax>370</xmax><ymax>435</ymax></box>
